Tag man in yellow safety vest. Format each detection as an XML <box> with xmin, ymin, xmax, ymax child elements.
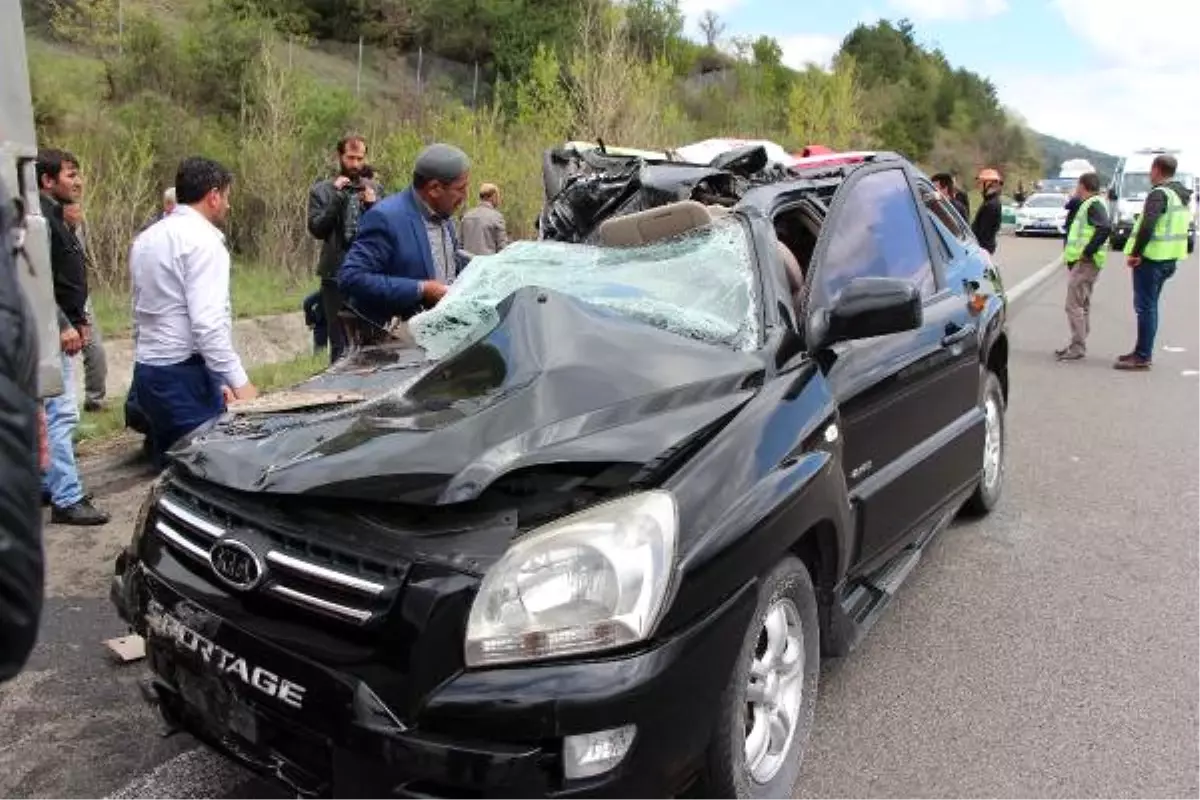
<box><xmin>1116</xmin><ymin>154</ymin><xmax>1192</xmax><ymax>370</ymax></box>
<box><xmin>1056</xmin><ymin>172</ymin><xmax>1111</xmax><ymax>361</ymax></box>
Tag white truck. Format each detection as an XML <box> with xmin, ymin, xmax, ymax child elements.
<box><xmin>1107</xmin><ymin>147</ymin><xmax>1198</xmax><ymax>253</ymax></box>
<box><xmin>2</xmin><ymin>0</ymin><xmax>66</xmax><ymax>398</ymax></box>
<box><xmin>1059</xmin><ymin>158</ymin><xmax>1095</xmax><ymax>180</ymax></box>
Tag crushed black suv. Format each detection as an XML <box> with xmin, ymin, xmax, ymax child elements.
<box><xmin>111</xmin><ymin>146</ymin><xmax>1009</xmax><ymax>798</ymax></box>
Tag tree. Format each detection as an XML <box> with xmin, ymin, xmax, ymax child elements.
<box><xmin>698</xmin><ymin>10</ymin><xmax>724</xmax><ymax>47</ymax></box>
<box><xmin>624</xmin><ymin>0</ymin><xmax>685</xmax><ymax>61</ymax></box>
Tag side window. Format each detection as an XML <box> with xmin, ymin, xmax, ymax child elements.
<box><xmin>818</xmin><ymin>169</ymin><xmax>936</xmax><ymax>301</ymax></box>
<box><xmin>921</xmin><ymin>186</ymin><xmax>972</xmax><ymax>242</ymax></box>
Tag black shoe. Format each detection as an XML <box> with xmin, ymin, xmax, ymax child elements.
<box><xmin>50</xmin><ymin>498</ymin><xmax>110</xmax><ymax>526</ymax></box>
<box><xmin>84</xmin><ymin>399</ymin><xmax>106</xmax><ymax>413</ymax></box>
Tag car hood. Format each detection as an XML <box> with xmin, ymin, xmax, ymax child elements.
<box><xmin>170</xmin><ymin>287</ymin><xmax>764</xmax><ymax>504</ymax></box>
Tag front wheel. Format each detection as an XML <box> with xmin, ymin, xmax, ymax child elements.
<box><xmin>962</xmin><ymin>369</ymin><xmax>1006</xmax><ymax>517</ymax></box>
<box><xmin>699</xmin><ymin>557</ymin><xmax>820</xmax><ymax>798</ymax></box>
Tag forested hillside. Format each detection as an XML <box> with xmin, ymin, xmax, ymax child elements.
<box><xmin>22</xmin><ymin>0</ymin><xmax>1091</xmax><ymax>290</ymax></box>
<box><xmin>1033</xmin><ymin>132</ymin><xmax>1119</xmax><ymax>183</ymax></box>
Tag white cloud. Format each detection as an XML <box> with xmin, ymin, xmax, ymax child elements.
<box><xmin>998</xmin><ymin>0</ymin><xmax>1200</xmax><ymax>155</ymax></box>
<box><xmin>1053</xmin><ymin>0</ymin><xmax>1198</xmax><ymax>72</ymax></box>
<box><xmin>998</xmin><ymin>68</ymin><xmax>1200</xmax><ymax>157</ymax></box>
<box><xmin>778</xmin><ymin>34</ymin><xmax>842</xmax><ymax>71</ymax></box>
<box><xmin>885</xmin><ymin>0</ymin><xmax>1008</xmax><ymax>22</ymax></box>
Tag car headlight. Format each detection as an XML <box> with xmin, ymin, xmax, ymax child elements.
<box><xmin>465</xmin><ymin>490</ymin><xmax>678</xmax><ymax>668</ymax></box>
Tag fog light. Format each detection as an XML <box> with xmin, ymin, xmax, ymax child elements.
<box><xmin>562</xmin><ymin>725</ymin><xmax>637</xmax><ymax>780</ymax></box>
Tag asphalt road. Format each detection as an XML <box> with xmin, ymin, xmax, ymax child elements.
<box><xmin>1</xmin><ymin>233</ymin><xmax>1195</xmax><ymax>799</ymax></box>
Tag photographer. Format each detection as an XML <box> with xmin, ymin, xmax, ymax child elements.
<box><xmin>307</xmin><ymin>134</ymin><xmax>380</xmax><ymax>363</ymax></box>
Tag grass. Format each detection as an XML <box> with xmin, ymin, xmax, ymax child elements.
<box><xmin>91</xmin><ymin>264</ymin><xmax>313</xmax><ymax>339</ymax></box>
<box><xmin>74</xmin><ymin>350</ymin><xmax>329</xmax><ymax>444</ymax></box>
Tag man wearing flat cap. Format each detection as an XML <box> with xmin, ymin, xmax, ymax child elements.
<box><xmin>339</xmin><ymin>143</ymin><xmax>471</xmax><ymax>326</ymax></box>
<box><xmin>461</xmin><ymin>182</ymin><xmax>509</xmax><ymax>256</ymax></box>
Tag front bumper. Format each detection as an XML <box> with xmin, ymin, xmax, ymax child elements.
<box><xmin>1013</xmin><ymin>220</ymin><xmax>1065</xmax><ymax>236</ymax></box>
<box><xmin>113</xmin><ymin>554</ymin><xmax>758</xmax><ymax>798</ymax></box>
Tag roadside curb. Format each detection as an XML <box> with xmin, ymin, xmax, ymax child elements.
<box><xmin>1008</xmin><ymin>255</ymin><xmax>1064</xmax><ymax>306</ymax></box>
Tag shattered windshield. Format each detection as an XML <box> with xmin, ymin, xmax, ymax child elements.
<box><xmin>410</xmin><ymin>217</ymin><xmax>760</xmax><ymax>360</ymax></box>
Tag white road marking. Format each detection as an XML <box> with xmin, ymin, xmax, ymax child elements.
<box><xmin>1162</xmin><ymin>345</ymin><xmax>1187</xmax><ymax>353</ymax></box>
<box><xmin>1007</xmin><ymin>255</ymin><xmax>1064</xmax><ymax>306</ymax></box>
<box><xmin>106</xmin><ymin>747</ymin><xmax>250</xmax><ymax>799</ymax></box>
<box><xmin>1182</xmin><ymin>370</ymin><xmax>1198</xmax><ymax>377</ymax></box>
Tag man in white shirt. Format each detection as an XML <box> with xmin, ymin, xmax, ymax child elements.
<box><xmin>126</xmin><ymin>157</ymin><xmax>258</xmax><ymax>466</ymax></box>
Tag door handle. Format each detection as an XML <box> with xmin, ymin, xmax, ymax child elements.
<box><xmin>941</xmin><ymin>322</ymin><xmax>976</xmax><ymax>347</ymax></box>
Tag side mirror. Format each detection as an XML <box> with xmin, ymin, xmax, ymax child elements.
<box><xmin>808</xmin><ymin>277</ymin><xmax>923</xmax><ymax>350</ymax></box>
<box><xmin>1107</xmin><ymin>187</ymin><xmax>1118</xmax><ymax>201</ymax></box>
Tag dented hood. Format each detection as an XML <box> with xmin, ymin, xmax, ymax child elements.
<box><xmin>171</xmin><ymin>287</ymin><xmax>764</xmax><ymax>504</ymax></box>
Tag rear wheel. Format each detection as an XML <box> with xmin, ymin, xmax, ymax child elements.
<box><xmin>699</xmin><ymin>557</ymin><xmax>819</xmax><ymax>798</ymax></box>
<box><xmin>962</xmin><ymin>370</ymin><xmax>1005</xmax><ymax>517</ymax></box>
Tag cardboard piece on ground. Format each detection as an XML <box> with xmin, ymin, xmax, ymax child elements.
<box><xmin>104</xmin><ymin>634</ymin><xmax>146</xmax><ymax>663</ymax></box>
<box><xmin>226</xmin><ymin>390</ymin><xmax>366</xmax><ymax>415</ymax></box>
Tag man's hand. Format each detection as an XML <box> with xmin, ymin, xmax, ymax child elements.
<box><xmin>360</xmin><ymin>184</ymin><xmax>377</xmax><ymax>205</ymax></box>
<box><xmin>60</xmin><ymin>327</ymin><xmax>82</xmax><ymax>356</ymax></box>
<box><xmin>421</xmin><ymin>280</ymin><xmax>449</xmax><ymax>305</ymax></box>
<box><xmin>1127</xmin><ymin>254</ymin><xmax>1142</xmax><ymax>268</ymax></box>
<box><xmin>333</xmin><ymin>175</ymin><xmax>352</xmax><ymax>191</ymax></box>
<box><xmin>232</xmin><ymin>382</ymin><xmax>259</xmax><ymax>402</ymax></box>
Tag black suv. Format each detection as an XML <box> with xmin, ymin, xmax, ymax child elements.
<box><xmin>111</xmin><ymin>149</ymin><xmax>1008</xmax><ymax>798</ymax></box>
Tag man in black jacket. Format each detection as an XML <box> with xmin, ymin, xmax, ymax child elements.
<box><xmin>971</xmin><ymin>167</ymin><xmax>1004</xmax><ymax>255</ymax></box>
<box><xmin>0</xmin><ymin>176</ymin><xmax>44</xmax><ymax>684</ymax></box>
<box><xmin>932</xmin><ymin>172</ymin><xmax>970</xmax><ymax>221</ymax></box>
<box><xmin>36</xmin><ymin>149</ymin><xmax>108</xmax><ymax>526</ymax></box>
<box><xmin>307</xmin><ymin>134</ymin><xmax>380</xmax><ymax>363</ymax></box>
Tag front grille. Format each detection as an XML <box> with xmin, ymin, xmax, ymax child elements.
<box><xmin>152</xmin><ymin>487</ymin><xmax>403</xmax><ymax>626</ymax></box>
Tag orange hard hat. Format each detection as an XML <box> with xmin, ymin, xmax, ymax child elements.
<box><xmin>977</xmin><ymin>168</ymin><xmax>1003</xmax><ymax>183</ymax></box>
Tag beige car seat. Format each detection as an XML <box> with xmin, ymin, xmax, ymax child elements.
<box><xmin>596</xmin><ymin>200</ymin><xmax>715</xmax><ymax>246</ymax></box>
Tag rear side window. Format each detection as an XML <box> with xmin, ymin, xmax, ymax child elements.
<box><xmin>817</xmin><ymin>169</ymin><xmax>936</xmax><ymax>300</ymax></box>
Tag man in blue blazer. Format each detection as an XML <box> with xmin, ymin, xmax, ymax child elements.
<box><xmin>339</xmin><ymin>143</ymin><xmax>471</xmax><ymax>327</ymax></box>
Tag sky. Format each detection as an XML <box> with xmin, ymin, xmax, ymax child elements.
<box><xmin>676</xmin><ymin>0</ymin><xmax>1200</xmax><ymax>159</ymax></box>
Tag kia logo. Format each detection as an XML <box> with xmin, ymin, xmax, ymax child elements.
<box><xmin>209</xmin><ymin>539</ymin><xmax>265</xmax><ymax>591</ymax></box>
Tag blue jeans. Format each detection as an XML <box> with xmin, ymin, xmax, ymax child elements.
<box><xmin>1132</xmin><ymin>258</ymin><xmax>1177</xmax><ymax>360</ymax></box>
<box><xmin>43</xmin><ymin>354</ymin><xmax>85</xmax><ymax>508</ymax></box>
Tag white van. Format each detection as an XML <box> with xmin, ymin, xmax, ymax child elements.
<box><xmin>1107</xmin><ymin>147</ymin><xmax>1197</xmax><ymax>252</ymax></box>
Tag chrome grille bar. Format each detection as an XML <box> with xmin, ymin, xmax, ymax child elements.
<box><xmin>265</xmin><ymin>551</ymin><xmax>385</xmax><ymax>597</ymax></box>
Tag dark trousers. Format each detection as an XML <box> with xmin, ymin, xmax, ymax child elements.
<box><xmin>320</xmin><ymin>278</ymin><xmax>348</xmax><ymax>363</ymax></box>
<box><xmin>1132</xmin><ymin>258</ymin><xmax>1177</xmax><ymax>360</ymax></box>
<box><xmin>126</xmin><ymin>355</ymin><xmax>224</xmax><ymax>467</ymax></box>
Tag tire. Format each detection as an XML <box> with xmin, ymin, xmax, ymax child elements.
<box><xmin>699</xmin><ymin>557</ymin><xmax>820</xmax><ymax>799</ymax></box>
<box><xmin>961</xmin><ymin>369</ymin><xmax>1006</xmax><ymax>517</ymax></box>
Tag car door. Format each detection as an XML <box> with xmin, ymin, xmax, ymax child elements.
<box><xmin>805</xmin><ymin>164</ymin><xmax>982</xmax><ymax>571</ymax></box>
